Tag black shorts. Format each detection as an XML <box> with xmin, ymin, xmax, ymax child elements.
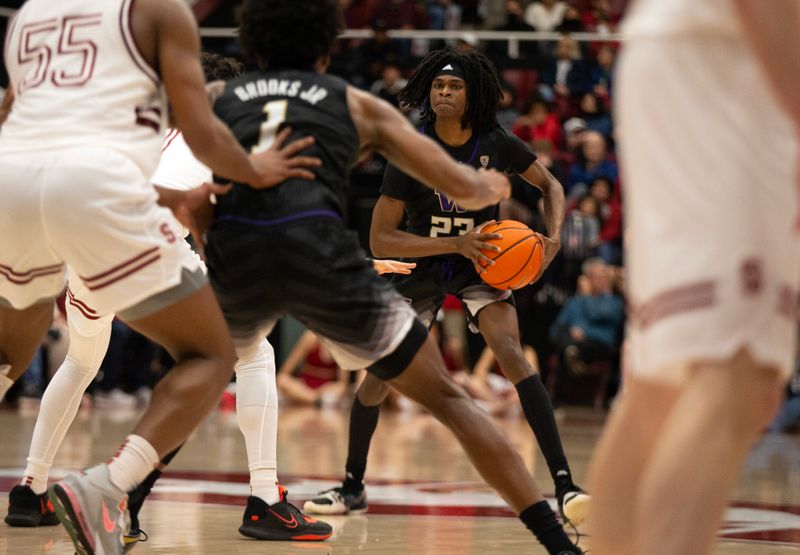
<box><xmin>205</xmin><ymin>216</ymin><xmax>426</xmax><ymax>380</ymax></box>
<box><xmin>392</xmin><ymin>256</ymin><xmax>514</xmax><ymax>333</ymax></box>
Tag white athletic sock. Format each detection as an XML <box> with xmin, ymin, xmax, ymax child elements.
<box><xmin>107</xmin><ymin>435</ymin><xmax>159</xmax><ymax>493</ymax></box>
<box><xmin>235</xmin><ymin>340</ymin><xmax>280</xmax><ymax>505</ymax></box>
<box><xmin>23</xmin><ymin>356</ymin><xmax>99</xmax><ymax>494</ymax></box>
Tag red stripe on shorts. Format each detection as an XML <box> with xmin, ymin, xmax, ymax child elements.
<box><xmin>631</xmin><ymin>281</ymin><xmax>716</xmax><ymax>330</ymax></box>
<box><xmin>83</xmin><ymin>254</ymin><xmax>161</xmax><ymax>292</ymax></box>
<box><xmin>0</xmin><ymin>263</ymin><xmax>63</xmax><ymax>284</ymax></box>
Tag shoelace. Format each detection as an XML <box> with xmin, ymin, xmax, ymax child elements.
<box><xmin>564</xmin><ymin>519</ymin><xmax>587</xmax><ymax>554</ymax></box>
<box><xmin>127</xmin><ymin>529</ymin><xmax>148</xmax><ymax>543</ymax></box>
<box><xmin>322</xmin><ymin>489</ymin><xmax>346</xmax><ymax>505</ymax></box>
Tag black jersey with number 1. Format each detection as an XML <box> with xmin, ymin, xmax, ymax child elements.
<box><xmin>212</xmin><ymin>70</ymin><xmax>359</xmax><ymax>222</ymax></box>
<box><xmin>381</xmin><ymin>124</ymin><xmax>536</xmax><ymax>241</ymax></box>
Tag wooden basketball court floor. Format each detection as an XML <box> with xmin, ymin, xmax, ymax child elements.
<box><xmin>1</xmin><ymin>404</ymin><xmax>799</xmax><ymax>554</ymax></box>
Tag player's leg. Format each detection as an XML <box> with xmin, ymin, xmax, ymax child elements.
<box><xmin>234</xmin><ymin>337</ymin><xmax>332</xmax><ymax>541</ymax></box>
<box><xmin>120</xmin><ymin>284</ymin><xmax>234</xmax><ymax>457</ymax></box>
<box><xmin>0</xmin><ymin>154</ymin><xmax>65</xmax><ymax>402</ymax></box>
<box><xmin>234</xmin><ymin>338</ymin><xmax>279</xmax><ymax>504</ymax></box>
<box><xmin>476</xmin><ymin>300</ymin><xmax>588</xmax><ymax>523</ymax></box>
<box><xmin>386</xmin><ymin>328</ymin><xmax>581</xmax><ymax>555</ymax></box>
<box><xmin>633</xmin><ymin>351</ymin><xmax>783</xmax><ymax>555</ymax></box>
<box><xmin>304</xmin><ymin>372</ymin><xmax>389</xmax><ymax>515</ymax></box>
<box><xmin>40</xmin><ymin>153</ymin><xmax>237</xmax><ymax>554</ymax></box>
<box><xmin>7</xmin><ymin>287</ymin><xmax>113</xmax><ymax>527</ymax></box>
<box><xmin>0</xmin><ymin>301</ymin><xmax>54</xmax><ymax>401</ymax></box>
<box><xmin>586</xmin><ymin>376</ymin><xmax>679</xmax><ymax>555</ymax></box>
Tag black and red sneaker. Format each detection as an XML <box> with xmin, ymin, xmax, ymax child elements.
<box><xmin>5</xmin><ymin>485</ymin><xmax>60</xmax><ymax>527</ymax></box>
<box><xmin>238</xmin><ymin>486</ymin><xmax>332</xmax><ymax>541</ymax></box>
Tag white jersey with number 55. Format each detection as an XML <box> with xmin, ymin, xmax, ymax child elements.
<box><xmin>0</xmin><ymin>0</ymin><xmax>167</xmax><ymax>177</ymax></box>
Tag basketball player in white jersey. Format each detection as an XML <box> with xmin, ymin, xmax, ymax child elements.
<box><xmin>0</xmin><ymin>0</ymin><xmax>320</xmax><ymax>553</ymax></box>
<box><xmin>587</xmin><ymin>2</ymin><xmax>800</xmax><ymax>554</ymax></box>
<box><xmin>2</xmin><ymin>52</ymin><xmax>335</xmax><ymax>543</ymax></box>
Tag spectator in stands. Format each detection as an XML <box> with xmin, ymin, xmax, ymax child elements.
<box><xmin>588</xmin><ymin>176</ymin><xmax>622</xmax><ymax>265</ymax></box>
<box><xmin>488</xmin><ymin>1</ymin><xmax>539</xmax><ymax>68</ymax></box>
<box><xmin>549</xmin><ymin>257</ymin><xmax>624</xmax><ymax>389</ymax></box>
<box><xmin>590</xmin><ymin>44</ymin><xmax>616</xmax><ymax>98</ymax></box>
<box><xmin>427</xmin><ymin>0</ymin><xmax>462</xmax><ymax>31</ymax></box>
<box><xmin>567</xmin><ymin>130</ymin><xmax>617</xmax><ymax>195</ymax></box>
<box><xmin>580</xmin><ymin>0</ymin><xmax>620</xmax><ymax>34</ymax></box>
<box><xmin>557</xmin><ymin>116</ymin><xmax>587</xmax><ymax>171</ymax></box>
<box><xmin>352</xmin><ymin>20</ymin><xmax>404</xmax><ymax>88</ymax></box>
<box><xmin>524</xmin><ymin>0</ymin><xmax>568</xmax><ymax>32</ymax></box>
<box><xmin>370</xmin><ymin>62</ymin><xmax>408</xmax><ymax>107</ymax></box>
<box><xmin>530</xmin><ymin>139</ymin><xmax>565</xmax><ymax>184</ymax></box>
<box><xmin>497</xmin><ymin>81</ymin><xmax>520</xmax><ymax>133</ymax></box>
<box><xmin>556</xmin><ymin>4</ymin><xmax>585</xmax><ymax>33</ymax></box>
<box><xmin>560</xmin><ymin>194</ymin><xmax>601</xmax><ymax>290</ymax></box>
<box><xmin>512</xmin><ymin>93</ymin><xmax>562</xmax><ymax>148</ymax></box>
<box><xmin>276</xmin><ymin>330</ymin><xmax>347</xmax><ymax>407</ymax></box>
<box><xmin>539</xmin><ymin>35</ymin><xmax>590</xmax><ymax>100</ymax></box>
<box><xmin>341</xmin><ymin>0</ymin><xmax>380</xmax><ymax>29</ymax></box>
<box><xmin>577</xmin><ymin>92</ymin><xmax>612</xmax><ymax>140</ymax></box>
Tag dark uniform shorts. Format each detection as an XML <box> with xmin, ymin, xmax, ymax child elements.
<box><xmin>392</xmin><ymin>256</ymin><xmax>514</xmax><ymax>332</ymax></box>
<box><xmin>205</xmin><ymin>216</ymin><xmax>427</xmax><ymax>380</ymax></box>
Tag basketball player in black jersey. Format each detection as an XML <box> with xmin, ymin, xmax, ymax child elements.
<box><xmin>304</xmin><ymin>47</ymin><xmax>589</xmax><ymax>525</ymax></box>
<box><xmin>200</xmin><ymin>1</ymin><xmax>581</xmax><ymax>553</ymax></box>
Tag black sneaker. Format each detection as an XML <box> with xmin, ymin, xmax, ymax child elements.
<box><xmin>557</xmin><ymin>484</ymin><xmax>590</xmax><ymax>526</ymax></box>
<box><xmin>239</xmin><ymin>487</ymin><xmax>332</xmax><ymax>541</ymax></box>
<box><xmin>5</xmin><ymin>484</ymin><xmax>60</xmax><ymax>527</ymax></box>
<box><xmin>303</xmin><ymin>486</ymin><xmax>367</xmax><ymax>515</ymax></box>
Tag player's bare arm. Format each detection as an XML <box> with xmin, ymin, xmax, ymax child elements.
<box><xmin>518</xmin><ymin>160</ymin><xmax>565</xmax><ymax>272</ymax></box>
<box><xmin>134</xmin><ymin>0</ymin><xmax>320</xmax><ymax>188</ymax></box>
<box><xmin>0</xmin><ymin>87</ymin><xmax>13</xmax><ymax>128</ymax></box>
<box><xmin>347</xmin><ymin>86</ymin><xmax>509</xmax><ymax>210</ymax></box>
<box><xmin>154</xmin><ymin>183</ymin><xmax>231</xmax><ymax>248</ymax></box>
<box><xmin>733</xmin><ymin>0</ymin><xmax>800</xmax><ymax>131</ymax></box>
<box><xmin>369</xmin><ymin>195</ymin><xmax>500</xmax><ymax>272</ymax></box>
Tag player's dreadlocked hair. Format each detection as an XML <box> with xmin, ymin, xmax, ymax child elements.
<box><xmin>238</xmin><ymin>0</ymin><xmax>343</xmax><ymax>70</ymax></box>
<box><xmin>398</xmin><ymin>48</ymin><xmax>502</xmax><ymax>134</ymax></box>
<box><xmin>200</xmin><ymin>52</ymin><xmax>244</xmax><ymax>82</ymax></box>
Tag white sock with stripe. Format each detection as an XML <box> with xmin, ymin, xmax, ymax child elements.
<box><xmin>107</xmin><ymin>435</ymin><xmax>159</xmax><ymax>493</ymax></box>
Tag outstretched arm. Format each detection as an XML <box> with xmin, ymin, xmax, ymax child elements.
<box><xmin>347</xmin><ymin>86</ymin><xmax>510</xmax><ymax>210</ymax></box>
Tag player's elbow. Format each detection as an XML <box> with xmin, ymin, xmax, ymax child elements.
<box><xmin>370</xmin><ymin>232</ymin><xmax>393</xmax><ymax>258</ymax></box>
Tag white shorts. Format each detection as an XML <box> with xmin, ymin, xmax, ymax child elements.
<box><xmin>0</xmin><ymin>147</ymin><xmax>202</xmax><ymax>315</ymax></box>
<box><xmin>619</xmin><ymin>36</ymin><xmax>800</xmax><ymax>385</ymax></box>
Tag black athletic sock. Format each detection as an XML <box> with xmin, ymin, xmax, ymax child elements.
<box><xmin>127</xmin><ymin>444</ymin><xmax>183</xmax><ymax>530</ymax></box>
<box><xmin>343</xmin><ymin>397</ymin><xmax>381</xmax><ymax>493</ymax></box>
<box><xmin>519</xmin><ymin>501</ymin><xmax>582</xmax><ymax>554</ymax></box>
<box><xmin>515</xmin><ymin>374</ymin><xmax>574</xmax><ymax>492</ymax></box>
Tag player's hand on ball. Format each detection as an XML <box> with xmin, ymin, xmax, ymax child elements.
<box><xmin>373</xmin><ymin>259</ymin><xmax>416</xmax><ymax>275</ymax></box>
<box><xmin>249</xmin><ymin>127</ymin><xmax>322</xmax><ymax>188</ymax></box>
<box><xmin>455</xmin><ymin>220</ymin><xmax>502</xmax><ymax>273</ymax></box>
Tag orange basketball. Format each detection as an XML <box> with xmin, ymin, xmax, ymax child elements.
<box><xmin>477</xmin><ymin>220</ymin><xmax>544</xmax><ymax>290</ymax></box>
